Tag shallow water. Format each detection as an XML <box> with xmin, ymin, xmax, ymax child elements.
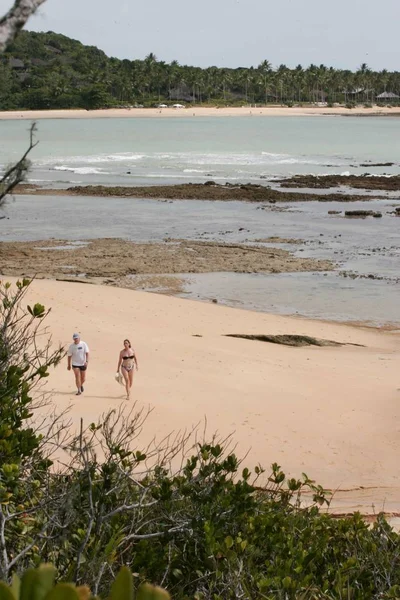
<box><xmin>178</xmin><ymin>272</ymin><xmax>400</xmax><ymax>327</ymax></box>
<box><xmin>1</xmin><ymin>194</ymin><xmax>399</xmax><ymax>326</ymax></box>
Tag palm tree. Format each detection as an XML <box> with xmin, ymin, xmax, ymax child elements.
<box><xmin>257</xmin><ymin>60</ymin><xmax>273</xmax><ymax>104</ymax></box>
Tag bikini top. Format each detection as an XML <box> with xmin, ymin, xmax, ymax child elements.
<box><xmin>122</xmin><ymin>354</ymin><xmax>134</xmax><ymax>360</ymax></box>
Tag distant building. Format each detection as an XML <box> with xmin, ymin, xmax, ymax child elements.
<box><xmin>9</xmin><ymin>58</ymin><xmax>25</xmax><ymax>69</ymax></box>
<box><xmin>376</xmin><ymin>91</ymin><xmax>399</xmax><ymax>100</ymax></box>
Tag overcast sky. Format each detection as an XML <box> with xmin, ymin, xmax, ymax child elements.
<box><xmin>1</xmin><ymin>0</ymin><xmax>399</xmax><ymax>70</ymax></box>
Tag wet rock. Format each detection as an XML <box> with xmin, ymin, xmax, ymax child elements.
<box><xmin>328</xmin><ymin>210</ymin><xmax>342</xmax><ymax>214</ymax></box>
<box><xmin>224</xmin><ymin>333</ymin><xmax>348</xmax><ymax>347</ymax></box>
<box><xmin>17</xmin><ymin>182</ymin><xmax>378</xmax><ymax>203</ymax></box>
<box><xmin>277</xmin><ymin>174</ymin><xmax>400</xmax><ymax>191</ymax></box>
<box><xmin>359</xmin><ymin>162</ymin><xmax>395</xmax><ymax>167</ymax></box>
<box><xmin>345</xmin><ymin>210</ymin><xmax>382</xmax><ymax>218</ymax></box>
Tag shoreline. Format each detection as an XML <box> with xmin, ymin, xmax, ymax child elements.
<box><xmin>2</xmin><ymin>241</ymin><xmax>399</xmax><ymax>332</ymax></box>
<box><xmin>16</xmin><ymin>277</ymin><xmax>400</xmax><ymax>514</ymax></box>
<box><xmin>2</xmin><ymin>105</ymin><xmax>400</xmax><ymax>120</ymax></box>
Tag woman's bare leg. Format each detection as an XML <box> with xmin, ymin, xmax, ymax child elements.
<box><xmin>128</xmin><ymin>369</ymin><xmax>134</xmax><ymax>391</ymax></box>
<box><xmin>122</xmin><ymin>368</ymin><xmax>130</xmax><ymax>398</ymax></box>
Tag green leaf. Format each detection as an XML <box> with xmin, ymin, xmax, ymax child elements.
<box><xmin>44</xmin><ymin>585</ymin><xmax>80</xmax><ymax>600</ymax></box>
<box><xmin>136</xmin><ymin>584</ymin><xmax>170</xmax><ymax>600</ymax></box>
<box><xmin>21</xmin><ymin>565</ymin><xmax>56</xmax><ymax>600</ymax></box>
<box><xmin>10</xmin><ymin>575</ymin><xmax>20</xmax><ymax>600</ymax></box>
<box><xmin>33</xmin><ymin>303</ymin><xmax>46</xmax><ymax>318</ymax></box>
<box><xmin>224</xmin><ymin>536</ymin><xmax>234</xmax><ymax>549</ymax></box>
<box><xmin>109</xmin><ymin>566</ymin><xmax>133</xmax><ymax>600</ymax></box>
<box><xmin>0</xmin><ymin>582</ymin><xmax>16</xmax><ymax>600</ymax></box>
<box><xmin>282</xmin><ymin>576</ymin><xmax>292</xmax><ymax>590</ymax></box>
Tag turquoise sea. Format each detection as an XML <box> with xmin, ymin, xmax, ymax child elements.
<box><xmin>1</xmin><ymin>115</ymin><xmax>400</xmax><ymax>186</ymax></box>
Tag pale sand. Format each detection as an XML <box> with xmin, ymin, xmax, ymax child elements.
<box><xmin>1</xmin><ymin>106</ymin><xmax>400</xmax><ymax>120</ymax></box>
<box><xmin>20</xmin><ymin>278</ymin><xmax>400</xmax><ymax>515</ymax></box>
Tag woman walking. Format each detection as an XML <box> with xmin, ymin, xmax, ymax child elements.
<box><xmin>116</xmin><ymin>339</ymin><xmax>138</xmax><ymax>399</ymax></box>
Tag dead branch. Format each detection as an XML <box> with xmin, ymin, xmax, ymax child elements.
<box><xmin>0</xmin><ymin>122</ymin><xmax>38</xmax><ymax>206</ymax></box>
<box><xmin>0</xmin><ymin>0</ymin><xmax>47</xmax><ymax>53</ymax></box>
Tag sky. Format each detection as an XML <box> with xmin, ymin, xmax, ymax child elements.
<box><xmin>1</xmin><ymin>0</ymin><xmax>399</xmax><ymax>71</ymax></box>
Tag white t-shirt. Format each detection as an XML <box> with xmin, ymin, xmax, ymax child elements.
<box><xmin>68</xmin><ymin>341</ymin><xmax>89</xmax><ymax>366</ymax></box>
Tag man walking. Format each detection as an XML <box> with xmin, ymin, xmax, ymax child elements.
<box><xmin>67</xmin><ymin>333</ymin><xmax>89</xmax><ymax>396</ymax></box>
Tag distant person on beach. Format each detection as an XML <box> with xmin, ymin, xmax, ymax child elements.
<box><xmin>116</xmin><ymin>339</ymin><xmax>138</xmax><ymax>399</ymax></box>
<box><xmin>67</xmin><ymin>333</ymin><xmax>89</xmax><ymax>396</ymax></box>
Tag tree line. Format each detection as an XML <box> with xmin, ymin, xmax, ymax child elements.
<box><xmin>0</xmin><ymin>30</ymin><xmax>399</xmax><ymax>110</ymax></box>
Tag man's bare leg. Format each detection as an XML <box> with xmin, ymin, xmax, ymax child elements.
<box><xmin>80</xmin><ymin>369</ymin><xmax>87</xmax><ymax>392</ymax></box>
<box><xmin>73</xmin><ymin>368</ymin><xmax>82</xmax><ymax>395</ymax></box>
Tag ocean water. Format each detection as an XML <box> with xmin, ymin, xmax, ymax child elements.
<box><xmin>1</xmin><ymin>116</ymin><xmax>399</xmax><ymax>325</ymax></box>
<box><xmin>0</xmin><ymin>116</ymin><xmax>399</xmax><ymax>187</ymax></box>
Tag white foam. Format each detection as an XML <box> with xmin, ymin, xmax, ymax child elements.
<box><xmin>53</xmin><ymin>166</ymin><xmax>107</xmax><ymax>175</ymax></box>
<box><xmin>40</xmin><ymin>153</ymin><xmax>146</xmax><ymax>166</ymax></box>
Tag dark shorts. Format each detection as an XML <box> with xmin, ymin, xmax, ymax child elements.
<box><xmin>72</xmin><ymin>365</ymin><xmax>87</xmax><ymax>371</ymax></box>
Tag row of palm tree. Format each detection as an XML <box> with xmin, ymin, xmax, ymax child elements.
<box><xmin>106</xmin><ymin>57</ymin><xmax>400</xmax><ymax>105</ymax></box>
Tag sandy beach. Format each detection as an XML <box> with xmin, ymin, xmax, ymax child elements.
<box><xmin>17</xmin><ymin>277</ymin><xmax>400</xmax><ymax>516</ymax></box>
<box><xmin>1</xmin><ymin>105</ymin><xmax>400</xmax><ymax>120</ymax></box>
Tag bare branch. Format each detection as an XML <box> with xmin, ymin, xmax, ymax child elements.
<box><xmin>0</xmin><ymin>0</ymin><xmax>47</xmax><ymax>53</ymax></box>
<box><xmin>8</xmin><ymin>520</ymin><xmax>49</xmax><ymax>570</ymax></box>
<box><xmin>103</xmin><ymin>499</ymin><xmax>158</xmax><ymax>521</ymax></box>
<box><xmin>0</xmin><ymin>122</ymin><xmax>38</xmax><ymax>206</ymax></box>
<box><xmin>122</xmin><ymin>523</ymin><xmax>192</xmax><ymax>543</ymax></box>
<box><xmin>0</xmin><ymin>507</ymin><xmax>10</xmax><ymax>579</ymax></box>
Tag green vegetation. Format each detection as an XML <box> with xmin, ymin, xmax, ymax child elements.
<box><xmin>1</xmin><ymin>279</ymin><xmax>400</xmax><ymax>599</ymax></box>
<box><xmin>0</xmin><ymin>31</ymin><xmax>399</xmax><ymax>110</ymax></box>
<box><xmin>0</xmin><ymin>564</ymin><xmax>170</xmax><ymax>599</ymax></box>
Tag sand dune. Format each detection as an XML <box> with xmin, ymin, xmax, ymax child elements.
<box><xmin>16</xmin><ymin>277</ymin><xmax>400</xmax><ymax>515</ymax></box>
